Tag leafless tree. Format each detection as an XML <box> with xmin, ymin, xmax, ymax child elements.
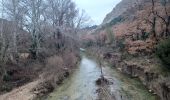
<box><xmin>150</xmin><ymin>0</ymin><xmax>157</xmax><ymax>38</ymax></box>
<box><xmin>5</xmin><ymin>0</ymin><xmax>21</xmax><ymax>54</ymax></box>
<box><xmin>156</xmin><ymin>0</ymin><xmax>170</xmax><ymax>37</ymax></box>
<box><xmin>0</xmin><ymin>0</ymin><xmax>5</xmax><ymax>61</ymax></box>
<box><xmin>20</xmin><ymin>0</ymin><xmax>43</xmax><ymax>59</ymax></box>
<box><xmin>75</xmin><ymin>10</ymin><xmax>91</xmax><ymax>32</ymax></box>
<box><xmin>1</xmin><ymin>0</ymin><xmax>89</xmax><ymax>60</ymax></box>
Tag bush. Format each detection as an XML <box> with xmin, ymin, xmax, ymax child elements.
<box><xmin>141</xmin><ymin>32</ymin><xmax>149</xmax><ymax>40</ymax></box>
<box><xmin>106</xmin><ymin>27</ymin><xmax>115</xmax><ymax>46</ymax></box>
<box><xmin>156</xmin><ymin>38</ymin><xmax>170</xmax><ymax>69</ymax></box>
<box><xmin>3</xmin><ymin>74</ymin><xmax>11</xmax><ymax>82</ymax></box>
<box><xmin>84</xmin><ymin>40</ymin><xmax>94</xmax><ymax>47</ymax></box>
<box><xmin>0</xmin><ymin>83</ymin><xmax>12</xmax><ymax>92</ymax></box>
<box><xmin>101</xmin><ymin>16</ymin><xmax>125</xmax><ymax>30</ymax></box>
<box><xmin>117</xmin><ymin>38</ymin><xmax>125</xmax><ymax>51</ymax></box>
<box><xmin>109</xmin><ymin>16</ymin><xmax>124</xmax><ymax>26</ymax></box>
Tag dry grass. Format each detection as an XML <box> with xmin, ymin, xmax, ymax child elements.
<box><xmin>32</xmin><ymin>51</ymin><xmax>79</xmax><ymax>97</ymax></box>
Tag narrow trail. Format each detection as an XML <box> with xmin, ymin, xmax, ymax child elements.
<box><xmin>46</xmin><ymin>55</ymin><xmax>157</xmax><ymax>100</ymax></box>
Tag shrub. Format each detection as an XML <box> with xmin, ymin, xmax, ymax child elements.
<box><xmin>156</xmin><ymin>38</ymin><xmax>170</xmax><ymax>69</ymax></box>
<box><xmin>3</xmin><ymin>74</ymin><xmax>11</xmax><ymax>82</ymax></box>
<box><xmin>106</xmin><ymin>27</ymin><xmax>115</xmax><ymax>46</ymax></box>
<box><xmin>84</xmin><ymin>40</ymin><xmax>94</xmax><ymax>47</ymax></box>
<box><xmin>117</xmin><ymin>38</ymin><xmax>125</xmax><ymax>51</ymax></box>
<box><xmin>141</xmin><ymin>32</ymin><xmax>149</xmax><ymax>40</ymax></box>
<box><xmin>42</xmin><ymin>56</ymin><xmax>64</xmax><ymax>88</ymax></box>
<box><xmin>0</xmin><ymin>83</ymin><xmax>12</xmax><ymax>92</ymax></box>
<box><xmin>101</xmin><ymin>16</ymin><xmax>125</xmax><ymax>30</ymax></box>
<box><xmin>63</xmin><ymin>51</ymin><xmax>77</xmax><ymax>68</ymax></box>
<box><xmin>109</xmin><ymin>16</ymin><xmax>124</xmax><ymax>26</ymax></box>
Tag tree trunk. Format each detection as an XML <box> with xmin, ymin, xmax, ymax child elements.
<box><xmin>151</xmin><ymin>0</ymin><xmax>157</xmax><ymax>39</ymax></box>
<box><xmin>165</xmin><ymin>16</ymin><xmax>170</xmax><ymax>37</ymax></box>
<box><xmin>152</xmin><ymin>17</ymin><xmax>157</xmax><ymax>38</ymax></box>
<box><xmin>30</xmin><ymin>0</ymin><xmax>42</xmax><ymax>59</ymax></box>
<box><xmin>0</xmin><ymin>0</ymin><xmax>6</xmax><ymax>61</ymax></box>
<box><xmin>99</xmin><ymin>60</ymin><xmax>104</xmax><ymax>80</ymax></box>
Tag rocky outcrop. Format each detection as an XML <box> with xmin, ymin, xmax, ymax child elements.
<box><xmin>102</xmin><ymin>0</ymin><xmax>151</xmax><ymax>24</ymax></box>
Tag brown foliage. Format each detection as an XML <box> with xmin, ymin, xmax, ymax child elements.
<box><xmin>39</xmin><ymin>50</ymin><xmax>78</xmax><ymax>92</ymax></box>
<box><xmin>126</xmin><ymin>39</ymin><xmax>157</xmax><ymax>55</ymax></box>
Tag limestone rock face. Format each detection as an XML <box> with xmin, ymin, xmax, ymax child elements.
<box><xmin>102</xmin><ymin>0</ymin><xmax>150</xmax><ymax>24</ymax></box>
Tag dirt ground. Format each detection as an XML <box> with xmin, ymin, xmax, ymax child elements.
<box><xmin>0</xmin><ymin>80</ymin><xmax>40</xmax><ymax>100</ymax></box>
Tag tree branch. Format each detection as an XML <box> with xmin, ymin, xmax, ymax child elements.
<box><xmin>155</xmin><ymin>12</ymin><xmax>166</xmax><ymax>23</ymax></box>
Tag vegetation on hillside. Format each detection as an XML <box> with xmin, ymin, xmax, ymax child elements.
<box><xmin>82</xmin><ymin>1</ymin><xmax>170</xmax><ymax>99</ymax></box>
<box><xmin>156</xmin><ymin>38</ymin><xmax>170</xmax><ymax>69</ymax></box>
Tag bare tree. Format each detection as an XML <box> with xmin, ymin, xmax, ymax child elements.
<box><xmin>11</xmin><ymin>0</ymin><xmax>18</xmax><ymax>54</ymax></box>
<box><xmin>1</xmin><ymin>0</ymin><xmax>88</xmax><ymax>59</ymax></box>
<box><xmin>0</xmin><ymin>0</ymin><xmax>5</xmax><ymax>61</ymax></box>
<box><xmin>21</xmin><ymin>0</ymin><xmax>43</xmax><ymax>59</ymax></box>
<box><xmin>46</xmin><ymin>0</ymin><xmax>77</xmax><ymax>27</ymax></box>
<box><xmin>156</xmin><ymin>0</ymin><xmax>170</xmax><ymax>37</ymax></box>
<box><xmin>4</xmin><ymin>0</ymin><xmax>22</xmax><ymax>55</ymax></box>
<box><xmin>75</xmin><ymin>10</ymin><xmax>91</xmax><ymax>30</ymax></box>
<box><xmin>0</xmin><ymin>0</ymin><xmax>9</xmax><ymax>63</ymax></box>
<box><xmin>142</xmin><ymin>0</ymin><xmax>157</xmax><ymax>39</ymax></box>
<box><xmin>151</xmin><ymin>0</ymin><xmax>157</xmax><ymax>38</ymax></box>
<box><xmin>0</xmin><ymin>0</ymin><xmax>8</xmax><ymax>83</ymax></box>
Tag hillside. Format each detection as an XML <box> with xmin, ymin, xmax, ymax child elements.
<box><xmin>102</xmin><ymin>0</ymin><xmax>151</xmax><ymax>24</ymax></box>
<box><xmin>82</xmin><ymin>0</ymin><xmax>170</xmax><ymax>100</ymax></box>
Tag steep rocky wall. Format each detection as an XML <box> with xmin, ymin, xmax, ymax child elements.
<box><xmin>102</xmin><ymin>0</ymin><xmax>150</xmax><ymax>24</ymax></box>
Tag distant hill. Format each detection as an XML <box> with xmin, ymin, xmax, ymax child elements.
<box><xmin>83</xmin><ymin>25</ymin><xmax>98</xmax><ymax>30</ymax></box>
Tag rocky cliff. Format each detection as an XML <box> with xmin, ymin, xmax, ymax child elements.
<box><xmin>102</xmin><ymin>0</ymin><xmax>150</xmax><ymax>24</ymax></box>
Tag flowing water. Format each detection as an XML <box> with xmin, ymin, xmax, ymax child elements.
<box><xmin>46</xmin><ymin>55</ymin><xmax>157</xmax><ymax>100</ymax></box>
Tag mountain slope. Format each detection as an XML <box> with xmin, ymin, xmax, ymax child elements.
<box><xmin>82</xmin><ymin>0</ymin><xmax>170</xmax><ymax>100</ymax></box>
<box><xmin>102</xmin><ymin>0</ymin><xmax>150</xmax><ymax>24</ymax></box>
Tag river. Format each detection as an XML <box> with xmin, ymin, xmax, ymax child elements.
<box><xmin>46</xmin><ymin>54</ymin><xmax>157</xmax><ymax>100</ymax></box>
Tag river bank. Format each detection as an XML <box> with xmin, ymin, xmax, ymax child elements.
<box><xmin>0</xmin><ymin>51</ymin><xmax>80</xmax><ymax>100</ymax></box>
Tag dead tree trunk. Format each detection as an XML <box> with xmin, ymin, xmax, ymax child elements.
<box><xmin>0</xmin><ymin>0</ymin><xmax>6</xmax><ymax>61</ymax></box>
<box><xmin>12</xmin><ymin>0</ymin><xmax>18</xmax><ymax>54</ymax></box>
<box><xmin>151</xmin><ymin>0</ymin><xmax>157</xmax><ymax>39</ymax></box>
<box><xmin>155</xmin><ymin>0</ymin><xmax>170</xmax><ymax>37</ymax></box>
<box><xmin>30</xmin><ymin>0</ymin><xmax>42</xmax><ymax>59</ymax></box>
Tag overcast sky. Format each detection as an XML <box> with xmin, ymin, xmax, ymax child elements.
<box><xmin>73</xmin><ymin>0</ymin><xmax>121</xmax><ymax>25</ymax></box>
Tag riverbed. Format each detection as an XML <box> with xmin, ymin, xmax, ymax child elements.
<box><xmin>46</xmin><ymin>55</ymin><xmax>157</xmax><ymax>100</ymax></box>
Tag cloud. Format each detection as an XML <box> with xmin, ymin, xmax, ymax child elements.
<box><xmin>73</xmin><ymin>0</ymin><xmax>121</xmax><ymax>25</ymax></box>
